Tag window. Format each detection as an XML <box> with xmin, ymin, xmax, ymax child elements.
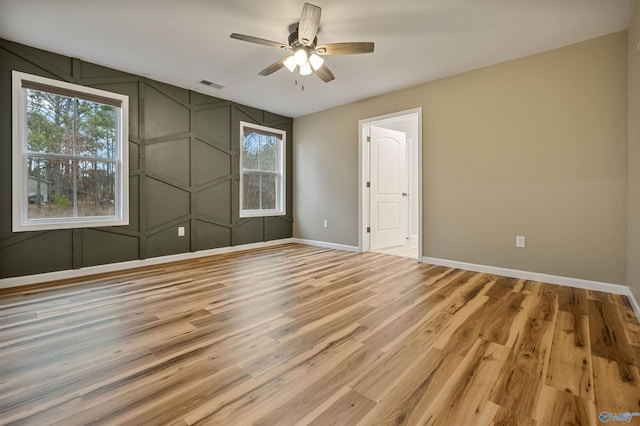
<box><xmin>239</xmin><ymin>122</ymin><xmax>285</xmax><ymax>217</ymax></box>
<box><xmin>12</xmin><ymin>71</ymin><xmax>129</xmax><ymax>231</ymax></box>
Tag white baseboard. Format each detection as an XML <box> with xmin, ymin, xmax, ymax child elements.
<box><xmin>0</xmin><ymin>238</ymin><xmax>295</xmax><ymax>289</ymax></box>
<box><xmin>423</xmin><ymin>256</ymin><xmax>640</xmax><ymax>320</ymax></box>
<box><xmin>292</xmin><ymin>238</ymin><xmax>360</xmax><ymax>253</ymax></box>
<box><xmin>422</xmin><ymin>256</ymin><xmax>628</xmax><ymax>294</ymax></box>
<box><xmin>626</xmin><ymin>288</ymin><xmax>640</xmax><ymax>322</ymax></box>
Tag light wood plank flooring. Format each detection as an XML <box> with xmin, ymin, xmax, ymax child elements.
<box><xmin>1</xmin><ymin>243</ymin><xmax>639</xmax><ymax>425</ymax></box>
<box><xmin>372</xmin><ymin>238</ymin><xmax>418</xmax><ymax>259</ymax></box>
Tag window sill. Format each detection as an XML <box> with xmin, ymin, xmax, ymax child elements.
<box><xmin>240</xmin><ymin>211</ymin><xmax>286</xmax><ymax>218</ymax></box>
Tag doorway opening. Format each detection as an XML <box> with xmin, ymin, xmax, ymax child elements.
<box><xmin>359</xmin><ymin>108</ymin><xmax>422</xmax><ymax>260</ymax></box>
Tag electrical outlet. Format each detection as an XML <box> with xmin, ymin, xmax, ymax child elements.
<box><xmin>178</xmin><ymin>226</ymin><xmax>185</xmax><ymax>237</ymax></box>
<box><xmin>323</xmin><ymin>220</ymin><xmax>328</xmax><ymax>228</ymax></box>
<box><xmin>516</xmin><ymin>235</ymin><xmax>525</xmax><ymax>248</ymax></box>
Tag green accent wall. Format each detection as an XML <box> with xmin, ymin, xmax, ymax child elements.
<box><xmin>0</xmin><ymin>39</ymin><xmax>293</xmax><ymax>279</ymax></box>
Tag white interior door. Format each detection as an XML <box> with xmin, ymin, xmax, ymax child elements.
<box><xmin>370</xmin><ymin>125</ymin><xmax>407</xmax><ymax>250</ymax></box>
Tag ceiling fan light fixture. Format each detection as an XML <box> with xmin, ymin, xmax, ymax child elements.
<box><xmin>299</xmin><ymin>61</ymin><xmax>312</xmax><ymax>75</ymax></box>
<box><xmin>230</xmin><ymin>3</ymin><xmax>373</xmax><ymax>84</ymax></box>
<box><xmin>309</xmin><ymin>53</ymin><xmax>324</xmax><ymax>70</ymax></box>
<box><xmin>284</xmin><ymin>56</ymin><xmax>297</xmax><ymax>72</ymax></box>
<box><xmin>293</xmin><ymin>49</ymin><xmax>308</xmax><ymax>66</ymax></box>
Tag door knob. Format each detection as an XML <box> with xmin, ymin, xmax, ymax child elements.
<box><xmin>402</xmin><ymin>192</ymin><xmax>408</xmax><ymax>197</ymax></box>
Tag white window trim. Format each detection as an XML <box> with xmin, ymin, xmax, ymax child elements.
<box><xmin>12</xmin><ymin>71</ymin><xmax>129</xmax><ymax>232</ymax></box>
<box><xmin>239</xmin><ymin>121</ymin><xmax>286</xmax><ymax>218</ymax></box>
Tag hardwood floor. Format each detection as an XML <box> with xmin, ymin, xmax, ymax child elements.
<box><xmin>372</xmin><ymin>239</ymin><xmax>418</xmax><ymax>259</ymax></box>
<box><xmin>1</xmin><ymin>243</ymin><xmax>639</xmax><ymax>425</ymax></box>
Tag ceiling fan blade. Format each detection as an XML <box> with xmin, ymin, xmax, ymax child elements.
<box><xmin>316</xmin><ymin>42</ymin><xmax>375</xmax><ymax>55</ymax></box>
<box><xmin>230</xmin><ymin>33</ymin><xmax>290</xmax><ymax>50</ymax></box>
<box><xmin>298</xmin><ymin>3</ymin><xmax>321</xmax><ymax>46</ymax></box>
<box><xmin>258</xmin><ymin>57</ymin><xmax>288</xmax><ymax>76</ymax></box>
<box><xmin>314</xmin><ymin>64</ymin><xmax>335</xmax><ymax>83</ymax></box>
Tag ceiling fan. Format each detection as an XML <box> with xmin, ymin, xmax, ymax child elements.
<box><xmin>230</xmin><ymin>3</ymin><xmax>374</xmax><ymax>83</ymax></box>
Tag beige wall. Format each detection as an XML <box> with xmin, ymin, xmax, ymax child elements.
<box><xmin>294</xmin><ymin>31</ymin><xmax>628</xmax><ymax>284</ymax></box>
<box><xmin>628</xmin><ymin>5</ymin><xmax>640</xmax><ymax>299</ymax></box>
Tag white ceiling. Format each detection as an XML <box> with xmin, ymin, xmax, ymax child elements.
<box><xmin>0</xmin><ymin>0</ymin><xmax>636</xmax><ymax>118</ymax></box>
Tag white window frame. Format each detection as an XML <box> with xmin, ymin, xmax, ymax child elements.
<box><xmin>12</xmin><ymin>71</ymin><xmax>129</xmax><ymax>232</ymax></box>
<box><xmin>239</xmin><ymin>121</ymin><xmax>286</xmax><ymax>218</ymax></box>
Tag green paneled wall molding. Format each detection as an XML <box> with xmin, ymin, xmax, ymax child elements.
<box><xmin>0</xmin><ymin>39</ymin><xmax>293</xmax><ymax>279</ymax></box>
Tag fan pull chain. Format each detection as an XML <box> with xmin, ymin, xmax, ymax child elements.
<box><xmin>294</xmin><ymin>79</ymin><xmax>304</xmax><ymax>91</ymax></box>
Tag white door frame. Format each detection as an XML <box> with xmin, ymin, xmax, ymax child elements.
<box><xmin>358</xmin><ymin>107</ymin><xmax>423</xmax><ymax>261</ymax></box>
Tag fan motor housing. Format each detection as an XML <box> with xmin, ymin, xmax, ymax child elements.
<box><xmin>288</xmin><ymin>31</ymin><xmax>317</xmax><ymax>49</ymax></box>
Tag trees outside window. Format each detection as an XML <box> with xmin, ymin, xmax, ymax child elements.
<box><xmin>12</xmin><ymin>71</ymin><xmax>128</xmax><ymax>231</ymax></box>
<box><xmin>239</xmin><ymin>122</ymin><xmax>285</xmax><ymax>217</ymax></box>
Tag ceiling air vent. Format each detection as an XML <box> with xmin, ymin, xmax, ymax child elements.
<box><xmin>199</xmin><ymin>79</ymin><xmax>224</xmax><ymax>90</ymax></box>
